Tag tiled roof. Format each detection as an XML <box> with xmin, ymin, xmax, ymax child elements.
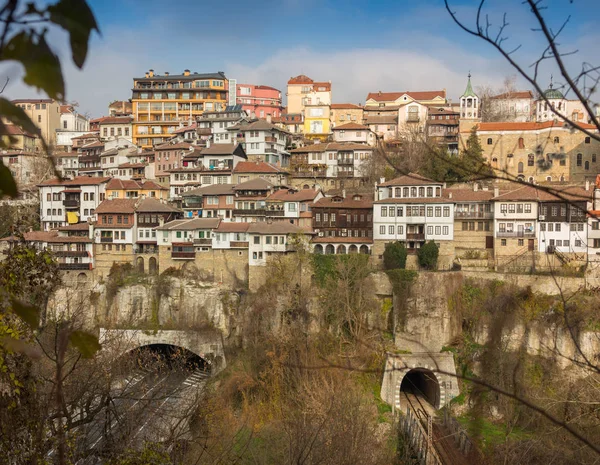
<box><xmin>118</xmin><ymin>163</ymin><xmax>146</xmax><ymax>168</ymax></box>
<box><xmin>182</xmin><ymin>184</ymin><xmax>236</xmax><ymax>196</ymax></box>
<box><xmin>201</xmin><ymin>143</ymin><xmax>243</xmax><ymax>156</ymax></box>
<box><xmin>38</xmin><ymin>176</ymin><xmax>111</xmax><ymax>187</ymax></box>
<box><xmin>135</xmin><ymin>71</ymin><xmax>227</xmax><ymax>81</ymax></box>
<box><xmin>1</xmin><ymin>231</ymin><xmax>92</xmax><ymax>243</ymax></box>
<box><xmin>58</xmin><ymin>223</ymin><xmax>90</xmax><ymax>231</ymax></box>
<box><xmin>492</xmin><ymin>185</ymin><xmax>592</xmax><ymax>202</ymax></box>
<box><xmin>96</xmin><ymin>116</ymin><xmax>132</xmax><ymax>124</ymax></box>
<box><xmin>156</xmin><ymin>218</ymin><xmax>220</xmax><ymax>231</ymax></box>
<box><xmin>247</xmin><ymin>222</ymin><xmax>309</xmax><ymax>234</ymax></box>
<box><xmin>378</xmin><ymin>173</ymin><xmax>441</xmax><ymax>187</ymax></box>
<box><xmin>267</xmin><ymin>189</ymin><xmax>319</xmax><ymax>202</ymax></box>
<box><xmin>289</xmin><ymin>142</ymin><xmax>372</xmax><ymax>153</ymax></box>
<box><xmin>475</xmin><ymin>121</ymin><xmax>598</xmax><ymax>132</ymax></box>
<box><xmin>331</xmin><ymin>103</ymin><xmax>362</xmax><ymax>110</ymax></box>
<box><xmin>233</xmin><ymin>178</ymin><xmax>274</xmax><ymax>191</ymax></box>
<box><xmin>491</xmin><ymin>91</ymin><xmax>534</xmax><ymax>100</ymax></box>
<box><xmin>0</xmin><ymin>124</ymin><xmax>36</xmax><ymax>137</ymax></box>
<box><xmin>445</xmin><ymin>188</ymin><xmax>496</xmax><ymax>202</ymax></box>
<box><xmin>95</xmin><ymin>199</ymin><xmax>137</xmax><ymax>214</ymax></box>
<box><xmin>136</xmin><ymin>198</ymin><xmax>181</xmax><ymax>213</ymax></box>
<box><xmin>312</xmin><ymin>196</ymin><xmax>373</xmax><ymax>209</ymax></box>
<box><xmin>71</xmin><ymin>133</ymin><xmax>99</xmax><ymax>140</ymax></box>
<box><xmin>233</xmin><ymin>161</ymin><xmax>286</xmax><ymax>174</ymax></box>
<box><xmin>173</xmin><ymin>123</ymin><xmax>197</xmax><ymax>134</ymax></box>
<box><xmin>216</xmin><ymin>222</ymin><xmax>250</xmax><ymax>232</ymax></box>
<box><xmin>364</xmin><ymin>115</ymin><xmax>398</xmax><ymax>125</ymax></box>
<box><xmin>155</xmin><ymin>142</ymin><xmax>193</xmax><ymax>150</ymax></box>
<box><xmin>288</xmin><ymin>75</ymin><xmax>314</xmax><ymax>84</ymax></box>
<box><xmin>366</xmin><ymin>90</ymin><xmax>446</xmax><ymax>102</ymax></box>
<box><xmin>231</xmin><ymin>119</ymin><xmax>284</xmax><ymax>132</ymax></box>
<box><xmin>81</xmin><ymin>141</ymin><xmax>104</xmax><ymax>149</ymax></box>
<box><xmin>333</xmin><ymin>123</ymin><xmax>369</xmax><ymax>130</ymax></box>
<box><xmin>312</xmin><ymin>237</ymin><xmax>373</xmax><ymax>244</ymax></box>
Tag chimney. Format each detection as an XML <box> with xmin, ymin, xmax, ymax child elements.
<box><xmin>145</xmin><ymin>72</ymin><xmax>149</xmax><ymax>78</ymax></box>
<box><xmin>448</xmin><ymin>192</ymin><xmax>452</xmax><ymax>199</ymax></box>
<box><xmin>378</xmin><ymin>91</ymin><xmax>382</xmax><ymax>96</ymax></box>
<box><xmin>473</xmin><ymin>183</ymin><xmax>478</xmax><ymax>192</ymax></box>
<box><xmin>183</xmin><ymin>69</ymin><xmax>190</xmax><ymax>76</ymax></box>
<box><xmin>342</xmin><ymin>188</ymin><xmax>346</xmax><ymax>199</ymax></box>
<box><xmin>586</xmin><ymin>180</ymin><xmax>590</xmax><ymax>191</ymax></box>
<box><xmin>494</xmin><ymin>187</ymin><xmax>499</xmax><ymax>198</ymax></box>
<box><xmin>148</xmin><ymin>69</ymin><xmax>154</xmax><ymax>77</ymax></box>
<box><xmin>165</xmin><ymin>71</ymin><xmax>169</xmax><ymax>76</ymax></box>
<box><xmin>158</xmin><ymin>217</ymin><xmax>165</xmax><ymax>227</ymax></box>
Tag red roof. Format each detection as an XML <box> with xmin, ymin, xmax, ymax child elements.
<box><xmin>216</xmin><ymin>222</ymin><xmax>250</xmax><ymax>233</ymax></box>
<box><xmin>313</xmin><ymin>196</ymin><xmax>373</xmax><ymax>209</ymax></box>
<box><xmin>96</xmin><ymin>116</ymin><xmax>132</xmax><ymax>125</ymax></box>
<box><xmin>491</xmin><ymin>91</ymin><xmax>534</xmax><ymax>100</ymax></box>
<box><xmin>366</xmin><ymin>90</ymin><xmax>446</xmax><ymax>102</ymax></box>
<box><xmin>379</xmin><ymin>173</ymin><xmax>440</xmax><ymax>187</ymax></box>
<box><xmin>38</xmin><ymin>176</ymin><xmax>111</xmax><ymax>187</ymax></box>
<box><xmin>476</xmin><ymin>121</ymin><xmax>598</xmax><ymax>132</ymax></box>
<box><xmin>267</xmin><ymin>189</ymin><xmax>320</xmax><ymax>202</ymax></box>
<box><xmin>71</xmin><ymin>133</ymin><xmax>99</xmax><ymax>140</ymax></box>
<box><xmin>173</xmin><ymin>123</ymin><xmax>197</xmax><ymax>134</ymax></box>
<box><xmin>288</xmin><ymin>75</ymin><xmax>314</xmax><ymax>84</ymax></box>
<box><xmin>95</xmin><ymin>199</ymin><xmax>137</xmax><ymax>214</ymax></box>
<box><xmin>332</xmin><ymin>123</ymin><xmax>369</xmax><ymax>131</ymax></box>
<box><xmin>0</xmin><ymin>124</ymin><xmax>36</xmax><ymax>137</ymax></box>
<box><xmin>331</xmin><ymin>103</ymin><xmax>362</xmax><ymax>110</ymax></box>
<box><xmin>233</xmin><ymin>161</ymin><xmax>286</xmax><ymax>174</ymax></box>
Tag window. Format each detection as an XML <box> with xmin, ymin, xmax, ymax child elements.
<box><xmin>427</xmin><ymin>187</ymin><xmax>433</xmax><ymax>197</ymax></box>
<box><xmin>443</xmin><ymin>226</ymin><xmax>449</xmax><ymax>235</ymax></box>
<box><xmin>509</xmin><ymin>204</ymin><xmax>515</xmax><ymax>213</ymax></box>
<box><xmin>518</xmin><ymin>137</ymin><xmax>524</xmax><ymax>149</ymax></box>
<box><xmin>379</xmin><ymin>225</ymin><xmax>385</xmax><ymax>235</ymax></box>
<box><xmin>388</xmin><ymin>225</ymin><xmax>394</xmax><ymax>235</ymax></box>
<box><xmin>443</xmin><ymin>206</ymin><xmax>450</xmax><ymax>217</ymax></box>
<box><xmin>315</xmin><ymin>213</ymin><xmax>321</xmax><ymax>223</ymax></box>
<box><xmin>435</xmin><ymin>226</ymin><xmax>441</xmax><ymax>235</ymax></box>
<box><xmin>518</xmin><ymin>239</ymin><xmax>524</xmax><ymax>246</ymax></box>
<box><xmin>427</xmin><ymin>207</ymin><xmax>433</xmax><ymax>217</ymax></box>
<box><xmin>381</xmin><ymin>206</ymin><xmax>387</xmax><ymax>217</ymax></box>
<box><xmin>585</xmin><ymin>137</ymin><xmax>591</xmax><ymax>144</ymax></box>
<box><xmin>427</xmin><ymin>226</ymin><xmax>433</xmax><ymax>235</ymax></box>
<box><xmin>555</xmin><ymin>223</ymin><xmax>561</xmax><ymax>232</ymax></box>
<box><xmin>517</xmin><ymin>204</ymin><xmax>523</xmax><ymax>213</ymax></box>
<box><xmin>575</xmin><ymin>240</ymin><xmax>582</xmax><ymax>247</ymax></box>
<box><xmin>501</xmin><ymin>239</ymin><xmax>507</xmax><ymax>246</ymax></box>
<box><xmin>594</xmin><ymin>239</ymin><xmax>600</xmax><ymax>248</ymax></box>
<box><xmin>577</xmin><ymin>153</ymin><xmax>582</xmax><ymax>167</ymax></box>
<box><xmin>524</xmin><ymin>204</ymin><xmax>531</xmax><ymax>213</ymax></box>
<box><xmin>462</xmin><ymin>222</ymin><xmax>468</xmax><ymax>231</ymax></box>
<box><xmin>435</xmin><ymin>207</ymin><xmax>441</xmax><ymax>217</ymax></box>
<box><xmin>397</xmin><ymin>207</ymin><xmax>403</xmax><ymax>217</ymax></box>
<box><xmin>585</xmin><ymin>161</ymin><xmax>590</xmax><ymax>170</ymax></box>
<box><xmin>540</xmin><ymin>223</ymin><xmax>546</xmax><ymax>231</ymax></box>
<box><xmin>254</xmin><ymin>236</ymin><xmax>260</xmax><ymax>244</ymax></box>
<box><xmin>487</xmin><ymin>138</ymin><xmax>493</xmax><ymax>145</ymax></box>
<box><xmin>501</xmin><ymin>204</ymin><xmax>507</xmax><ymax>213</ymax></box>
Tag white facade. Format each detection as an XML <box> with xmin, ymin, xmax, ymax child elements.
<box><xmin>248</xmin><ymin>233</ymin><xmax>290</xmax><ymax>266</ymax></box>
<box><xmin>538</xmin><ymin>221</ymin><xmax>587</xmax><ymax>254</ymax></box>
<box><xmin>493</xmin><ymin>200</ymin><xmax>538</xmax><ymax>243</ymax></box>
<box><xmin>332</xmin><ymin>126</ymin><xmax>376</xmax><ymax>146</ymax></box>
<box><xmin>60</xmin><ymin>110</ymin><xmax>89</xmax><ymax>132</ymax></box>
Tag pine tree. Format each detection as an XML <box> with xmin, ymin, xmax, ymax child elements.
<box><xmin>456</xmin><ymin>127</ymin><xmax>494</xmax><ymax>181</ymax></box>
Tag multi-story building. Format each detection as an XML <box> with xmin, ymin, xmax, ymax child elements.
<box><xmin>182</xmin><ymin>184</ymin><xmax>235</xmax><ymax>220</ymax></box>
<box><xmin>332</xmin><ymin>123</ymin><xmax>377</xmax><ymax>146</ymax></box>
<box><xmin>363</xmin><ymin>110</ymin><xmax>399</xmax><ymax>142</ymax></box>
<box><xmin>134</xmin><ymin>198</ymin><xmax>182</xmax><ymax>256</ymax></box>
<box><xmin>232</xmin><ymin>161</ymin><xmax>289</xmax><ymax>186</ymax></box>
<box><xmin>264</xmin><ymin>188</ymin><xmax>322</xmax><ymax>227</ymax></box>
<box><xmin>489</xmin><ymin>91</ymin><xmax>534</xmax><ymax>122</ymax></box>
<box><xmin>303</xmin><ymin>104</ymin><xmax>331</xmax><ymax>141</ymax></box>
<box><xmin>105</xmin><ymin>178</ymin><xmax>168</xmax><ymax>200</ymax></box>
<box><xmin>197</xmin><ymin>107</ymin><xmax>249</xmax><ymax>144</ymax></box>
<box><xmin>70</xmin><ymin>133</ymin><xmax>100</xmax><ymax>151</ymax></box>
<box><xmin>12</xmin><ymin>98</ymin><xmax>61</xmax><ymax>146</ymax></box>
<box><xmin>372</xmin><ymin>174</ymin><xmax>455</xmax><ymax>266</ymax></box>
<box><xmin>97</xmin><ymin>116</ymin><xmax>133</xmax><ymax>142</ymax></box>
<box><xmin>465</xmin><ymin>121</ymin><xmax>600</xmax><ymax>183</ymax></box>
<box><xmin>94</xmin><ymin>199</ymin><xmax>137</xmax><ymax>272</ymax></box>
<box><xmin>236</xmin><ymin>84</ymin><xmax>284</xmax><ymax>119</ymax></box>
<box><xmin>131</xmin><ymin>69</ymin><xmax>228</xmax><ymax>149</ymax></box>
<box><xmin>247</xmin><ymin>222</ymin><xmax>308</xmax><ymax>267</ymax></box>
<box><xmin>286</xmin><ymin>75</ymin><xmax>332</xmax><ymax>115</ymax></box>
<box><xmin>311</xmin><ymin>194</ymin><xmax>373</xmax><ymax>255</ymax></box>
<box><xmin>154</xmin><ymin>142</ymin><xmax>196</xmax><ymax>184</ymax></box>
<box><xmin>364</xmin><ymin>90</ymin><xmax>447</xmax><ymax>109</ymax></box>
<box><xmin>231</xmin><ymin>179</ymin><xmax>277</xmax><ymax>223</ymax></box>
<box><xmin>1</xmin><ymin>124</ymin><xmax>38</xmax><ymax>152</ymax></box>
<box><xmin>108</xmin><ymin>100</ymin><xmax>133</xmax><ymax>117</ymax></box>
<box><xmin>38</xmin><ymin>176</ymin><xmax>110</xmax><ymax>230</ymax></box>
<box><xmin>272</xmin><ymin>113</ymin><xmax>303</xmax><ymax>135</ymax></box>
<box><xmin>229</xmin><ymin>120</ymin><xmax>289</xmax><ymax>166</ymax></box>
<box><xmin>53</xmin><ymin>151</ymin><xmax>79</xmax><ymax>179</ymax></box>
<box><xmin>77</xmin><ymin>140</ymin><xmax>104</xmax><ymax>177</ymax></box>
<box><xmin>288</xmin><ymin>142</ymin><xmax>373</xmax><ymax>189</ymax></box>
<box><xmin>156</xmin><ymin>217</ymin><xmax>220</xmax><ymax>258</ymax></box>
<box><xmin>60</xmin><ymin>105</ymin><xmax>89</xmax><ymax>132</ymax></box>
<box><xmin>0</xmin><ymin>150</ymin><xmax>51</xmax><ymax>188</ymax></box>
<box><xmin>330</xmin><ymin>103</ymin><xmax>363</xmax><ymax>128</ymax></box>
<box><xmin>426</xmin><ymin>107</ymin><xmax>460</xmax><ymax>154</ymax></box>
<box><xmin>535</xmin><ymin>79</ymin><xmax>595</xmax><ymax>124</ymax></box>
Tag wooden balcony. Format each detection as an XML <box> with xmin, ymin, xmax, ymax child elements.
<box><xmin>59</xmin><ymin>263</ymin><xmax>92</xmax><ymax>270</ymax></box>
<box><xmin>171</xmin><ymin>251</ymin><xmax>195</xmax><ymax>259</ymax></box>
<box><xmin>100</xmin><ymin>237</ymin><xmax>113</xmax><ymax>243</ymax></box>
<box><xmin>63</xmin><ymin>199</ymin><xmax>80</xmax><ymax>208</ymax></box>
<box><xmin>406</xmin><ymin>233</ymin><xmax>425</xmax><ymax>241</ymax></box>
<box><xmin>497</xmin><ymin>231</ymin><xmax>535</xmax><ymax>238</ymax></box>
<box><xmin>54</xmin><ymin>250</ymin><xmax>89</xmax><ymax>257</ymax></box>
<box><xmin>230</xmin><ymin>241</ymin><xmax>249</xmax><ymax>248</ymax></box>
<box><xmin>193</xmin><ymin>238</ymin><xmax>212</xmax><ymax>245</ymax></box>
<box><xmin>264</xmin><ymin>136</ymin><xmax>277</xmax><ymax>143</ymax></box>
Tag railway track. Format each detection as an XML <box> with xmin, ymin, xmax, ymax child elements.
<box><xmin>401</xmin><ymin>377</ymin><xmax>472</xmax><ymax>465</ymax></box>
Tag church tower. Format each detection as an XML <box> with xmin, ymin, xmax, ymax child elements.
<box><xmin>460</xmin><ymin>72</ymin><xmax>479</xmax><ymax>119</ymax></box>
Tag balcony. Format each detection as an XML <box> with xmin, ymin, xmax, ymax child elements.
<box><xmin>294</xmin><ymin>169</ymin><xmax>327</xmax><ymax>177</ymax></box>
<box><xmin>193</xmin><ymin>238</ymin><xmax>212</xmax><ymax>245</ymax></box>
<box><xmin>264</xmin><ymin>136</ymin><xmax>277</xmax><ymax>143</ymax></box>
<box><xmin>454</xmin><ymin>211</ymin><xmax>493</xmax><ymax>219</ymax></box>
<box><xmin>337</xmin><ymin>158</ymin><xmax>354</xmax><ymax>165</ymax></box>
<box><xmin>135</xmin><ymin>246</ymin><xmax>158</xmax><ymax>254</ymax></box>
<box><xmin>337</xmin><ymin>171</ymin><xmax>354</xmax><ymax>178</ymax></box>
<box><xmin>264</xmin><ymin>148</ymin><xmax>277</xmax><ymax>154</ymax></box>
<box><xmin>497</xmin><ymin>231</ymin><xmax>535</xmax><ymax>238</ymax></box>
<box><xmin>59</xmin><ymin>263</ymin><xmax>92</xmax><ymax>271</ymax></box>
<box><xmin>406</xmin><ymin>114</ymin><xmax>420</xmax><ymax>122</ymax></box>
<box><xmin>54</xmin><ymin>250</ymin><xmax>89</xmax><ymax>257</ymax></box>
<box><xmin>184</xmin><ymin>202</ymin><xmax>203</xmax><ymax>209</ymax></box>
<box><xmin>406</xmin><ymin>233</ymin><xmax>425</xmax><ymax>241</ymax></box>
<box><xmin>171</xmin><ymin>251</ymin><xmax>195</xmax><ymax>259</ymax></box>
<box><xmin>233</xmin><ymin>208</ymin><xmax>265</xmax><ymax>216</ymax></box>
<box><xmin>230</xmin><ymin>241</ymin><xmax>249</xmax><ymax>248</ymax></box>
<box><xmin>100</xmin><ymin>237</ymin><xmax>113</xmax><ymax>243</ymax></box>
<box><xmin>63</xmin><ymin>199</ymin><xmax>80</xmax><ymax>208</ymax></box>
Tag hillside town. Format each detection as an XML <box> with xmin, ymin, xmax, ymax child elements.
<box><xmin>3</xmin><ymin>71</ymin><xmax>600</xmax><ymax>289</ymax></box>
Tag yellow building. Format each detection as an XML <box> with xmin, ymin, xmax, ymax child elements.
<box><xmin>0</xmin><ymin>124</ymin><xmax>38</xmax><ymax>152</ymax></box>
<box><xmin>131</xmin><ymin>69</ymin><xmax>228</xmax><ymax>149</ymax></box>
<box><xmin>286</xmin><ymin>75</ymin><xmax>331</xmax><ymax>116</ymax></box>
<box><xmin>105</xmin><ymin>178</ymin><xmax>169</xmax><ymax>200</ymax></box>
<box><xmin>330</xmin><ymin>103</ymin><xmax>364</xmax><ymax>128</ymax></box>
<box><xmin>11</xmin><ymin>98</ymin><xmax>61</xmax><ymax>146</ymax></box>
<box><xmin>303</xmin><ymin>104</ymin><xmax>331</xmax><ymax>141</ymax></box>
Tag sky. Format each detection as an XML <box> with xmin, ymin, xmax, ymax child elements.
<box><xmin>2</xmin><ymin>0</ymin><xmax>599</xmax><ymax>117</ymax></box>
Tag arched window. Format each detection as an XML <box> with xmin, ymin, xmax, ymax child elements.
<box><xmin>553</xmin><ymin>137</ymin><xmax>559</xmax><ymax>144</ymax></box>
<box><xmin>418</xmin><ymin>187</ymin><xmax>425</xmax><ymax>197</ymax></box>
<box><xmin>403</xmin><ymin>187</ymin><xmax>409</xmax><ymax>197</ymax></box>
<box><xmin>529</xmin><ymin>176</ymin><xmax>534</xmax><ymax>183</ymax></box>
<box><xmin>487</xmin><ymin>138</ymin><xmax>493</xmax><ymax>145</ymax></box>
<box><xmin>527</xmin><ymin>154</ymin><xmax>534</xmax><ymax>166</ymax></box>
<box><xmin>585</xmin><ymin>160</ymin><xmax>590</xmax><ymax>170</ymax></box>
<box><xmin>546</xmin><ymin>176</ymin><xmax>552</xmax><ymax>181</ymax></box>
<box><xmin>395</xmin><ymin>187</ymin><xmax>401</xmax><ymax>197</ymax></box>
<box><xmin>518</xmin><ymin>161</ymin><xmax>524</xmax><ymax>173</ymax></box>
<box><xmin>593</xmin><ymin>154</ymin><xmax>597</xmax><ymax>163</ymax></box>
<box><xmin>411</xmin><ymin>187</ymin><xmax>417</xmax><ymax>197</ymax></box>
<box><xmin>427</xmin><ymin>187</ymin><xmax>433</xmax><ymax>197</ymax></box>
<box><xmin>577</xmin><ymin>153</ymin><xmax>582</xmax><ymax>167</ymax></box>
<box><xmin>518</xmin><ymin>137</ymin><xmax>524</xmax><ymax>149</ymax></box>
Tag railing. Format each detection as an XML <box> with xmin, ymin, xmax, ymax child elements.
<box><xmin>406</xmin><ymin>114</ymin><xmax>420</xmax><ymax>122</ymax></box>
<box><xmin>171</xmin><ymin>251</ymin><xmax>195</xmax><ymax>259</ymax></box>
<box><xmin>230</xmin><ymin>241</ymin><xmax>249</xmax><ymax>248</ymax></box>
<box><xmin>184</xmin><ymin>202</ymin><xmax>203</xmax><ymax>208</ymax></box>
<box><xmin>100</xmin><ymin>237</ymin><xmax>113</xmax><ymax>243</ymax></box>
<box><xmin>264</xmin><ymin>148</ymin><xmax>277</xmax><ymax>154</ymax></box>
<box><xmin>497</xmin><ymin>231</ymin><xmax>535</xmax><ymax>238</ymax></box>
<box><xmin>54</xmin><ymin>250</ymin><xmax>89</xmax><ymax>257</ymax></box>
<box><xmin>135</xmin><ymin>247</ymin><xmax>158</xmax><ymax>254</ymax></box>
<box><xmin>59</xmin><ymin>263</ymin><xmax>91</xmax><ymax>271</ymax></box>
<box><xmin>337</xmin><ymin>158</ymin><xmax>354</xmax><ymax>165</ymax></box>
<box><xmin>264</xmin><ymin>136</ymin><xmax>277</xmax><ymax>143</ymax></box>
<box><xmin>193</xmin><ymin>238</ymin><xmax>212</xmax><ymax>245</ymax></box>
<box><xmin>293</xmin><ymin>170</ymin><xmax>327</xmax><ymax>177</ymax></box>
<box><xmin>454</xmin><ymin>211</ymin><xmax>493</xmax><ymax>219</ymax></box>
<box><xmin>63</xmin><ymin>199</ymin><xmax>80</xmax><ymax>208</ymax></box>
<box><xmin>336</xmin><ymin>171</ymin><xmax>354</xmax><ymax>178</ymax></box>
<box><xmin>406</xmin><ymin>233</ymin><xmax>425</xmax><ymax>240</ymax></box>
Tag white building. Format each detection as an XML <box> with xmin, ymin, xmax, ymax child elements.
<box><xmin>97</xmin><ymin>116</ymin><xmax>133</xmax><ymax>142</ymax></box>
<box><xmin>289</xmin><ymin>142</ymin><xmax>373</xmax><ymax>179</ymax></box>
<box><xmin>60</xmin><ymin>105</ymin><xmax>89</xmax><ymax>132</ymax></box>
<box><xmin>373</xmin><ymin>174</ymin><xmax>454</xmax><ymax>250</ymax></box>
<box><xmin>332</xmin><ymin>123</ymin><xmax>377</xmax><ymax>146</ymax></box>
<box><xmin>197</xmin><ymin>108</ymin><xmax>249</xmax><ymax>144</ymax></box>
<box><xmin>228</xmin><ymin>119</ymin><xmax>289</xmax><ymax>166</ymax></box>
<box><xmin>489</xmin><ymin>91</ymin><xmax>534</xmax><ymax>122</ymax></box>
<box><xmin>247</xmin><ymin>222</ymin><xmax>308</xmax><ymax>266</ymax></box>
<box><xmin>38</xmin><ymin>176</ymin><xmax>110</xmax><ymax>230</ymax></box>
<box><xmin>491</xmin><ymin>186</ymin><xmax>538</xmax><ymax>252</ymax></box>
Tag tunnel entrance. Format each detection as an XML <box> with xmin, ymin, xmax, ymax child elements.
<box><xmin>400</xmin><ymin>368</ymin><xmax>440</xmax><ymax>408</ymax></box>
<box><xmin>115</xmin><ymin>343</ymin><xmax>211</xmax><ymax>377</ymax></box>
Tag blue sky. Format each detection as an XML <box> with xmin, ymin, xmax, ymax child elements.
<box><xmin>3</xmin><ymin>0</ymin><xmax>599</xmax><ymax>116</ymax></box>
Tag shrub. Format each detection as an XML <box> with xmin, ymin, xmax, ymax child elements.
<box><xmin>417</xmin><ymin>241</ymin><xmax>439</xmax><ymax>270</ymax></box>
<box><xmin>383</xmin><ymin>241</ymin><xmax>408</xmax><ymax>270</ymax></box>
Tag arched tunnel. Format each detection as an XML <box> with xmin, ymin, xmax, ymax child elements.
<box><xmin>400</xmin><ymin>368</ymin><xmax>440</xmax><ymax>408</ymax></box>
<box><xmin>114</xmin><ymin>343</ymin><xmax>211</xmax><ymax>376</ymax></box>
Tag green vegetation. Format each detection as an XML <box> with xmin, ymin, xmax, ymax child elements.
<box><xmin>383</xmin><ymin>241</ymin><xmax>408</xmax><ymax>270</ymax></box>
<box><xmin>417</xmin><ymin>240</ymin><xmax>439</xmax><ymax>270</ymax></box>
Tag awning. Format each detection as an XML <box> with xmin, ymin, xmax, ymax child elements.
<box><xmin>66</xmin><ymin>212</ymin><xmax>79</xmax><ymax>224</ymax></box>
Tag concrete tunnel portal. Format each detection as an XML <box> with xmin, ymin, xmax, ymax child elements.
<box><xmin>400</xmin><ymin>368</ymin><xmax>441</xmax><ymax>408</ymax></box>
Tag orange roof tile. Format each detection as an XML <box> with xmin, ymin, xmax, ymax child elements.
<box><xmin>366</xmin><ymin>90</ymin><xmax>446</xmax><ymax>102</ymax></box>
